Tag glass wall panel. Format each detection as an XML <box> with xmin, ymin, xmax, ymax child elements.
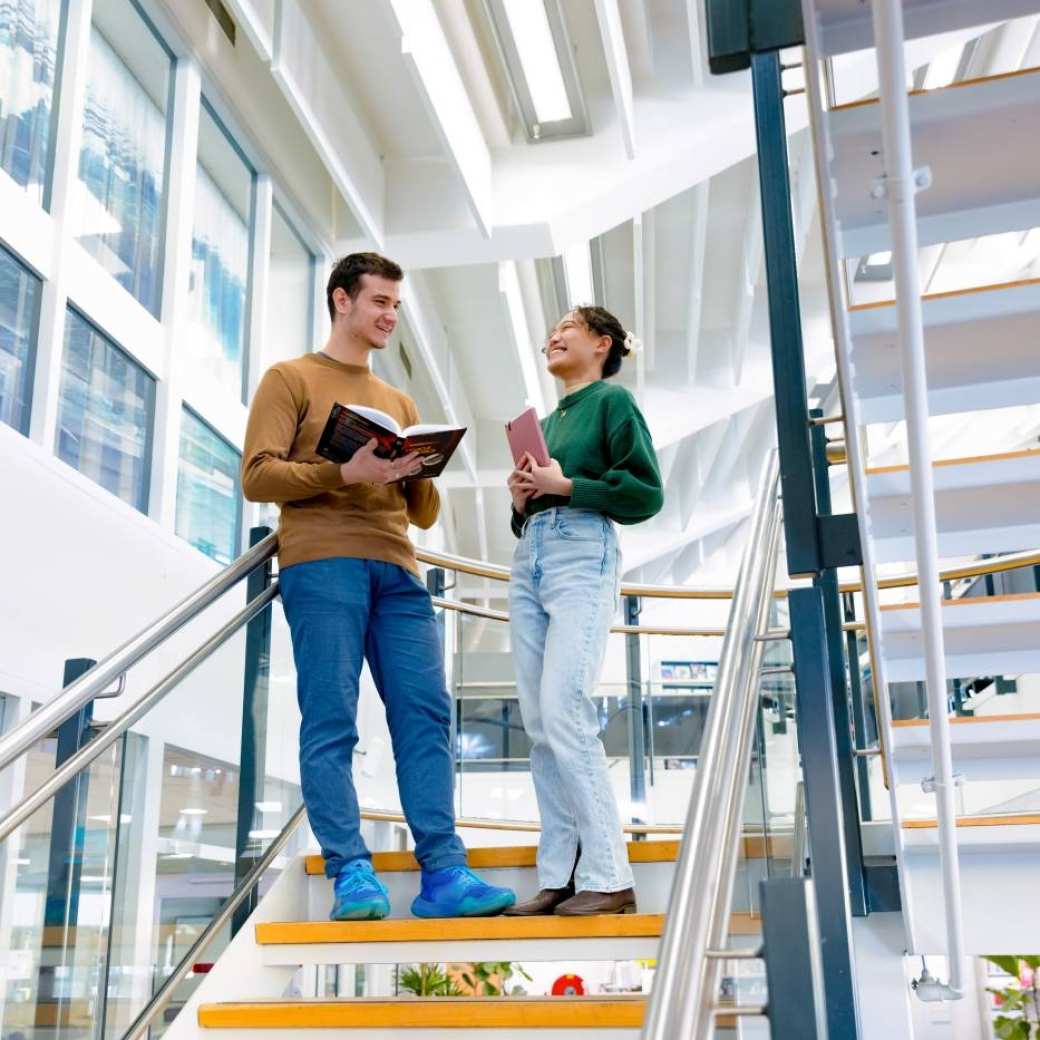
<box><xmin>187</xmin><ymin>101</ymin><xmax>252</xmax><ymax>398</ymax></box>
<box><xmin>76</xmin><ymin>0</ymin><xmax>170</xmax><ymax>315</ymax></box>
<box><xmin>0</xmin><ymin>0</ymin><xmax>61</xmax><ymax>204</ymax></box>
<box><xmin>56</xmin><ymin>307</ymin><xmax>154</xmax><ymax>511</ymax></box>
<box><xmin>0</xmin><ymin>243</ymin><xmax>41</xmax><ymax>432</ymax></box>
<box><xmin>266</xmin><ymin>201</ymin><xmax>313</xmax><ymax>363</ymax></box>
<box><xmin>175</xmin><ymin>407</ymin><xmax>241</xmax><ymax>564</ymax></box>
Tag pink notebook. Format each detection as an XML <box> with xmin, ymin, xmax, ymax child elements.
<box><xmin>505</xmin><ymin>407</ymin><xmax>550</xmax><ymax>468</ymax></box>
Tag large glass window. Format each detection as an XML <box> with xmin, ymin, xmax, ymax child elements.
<box><xmin>0</xmin><ymin>243</ymin><xmax>41</xmax><ymax>433</ymax></box>
<box><xmin>187</xmin><ymin>101</ymin><xmax>253</xmax><ymax>399</ymax></box>
<box><xmin>56</xmin><ymin>307</ymin><xmax>154</xmax><ymax>511</ymax></box>
<box><xmin>267</xmin><ymin>201</ymin><xmax>314</xmax><ymax>361</ymax></box>
<box><xmin>0</xmin><ymin>0</ymin><xmax>61</xmax><ymax>204</ymax></box>
<box><xmin>75</xmin><ymin>0</ymin><xmax>170</xmax><ymax>315</ymax></box>
<box><xmin>176</xmin><ymin>408</ymin><xmax>241</xmax><ymax>564</ymax></box>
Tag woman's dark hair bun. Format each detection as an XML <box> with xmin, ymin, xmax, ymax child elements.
<box><xmin>570</xmin><ymin>305</ymin><xmax>636</xmax><ymax>379</ymax></box>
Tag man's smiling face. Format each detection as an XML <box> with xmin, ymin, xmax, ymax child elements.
<box><xmin>336</xmin><ymin>273</ymin><xmax>401</xmax><ymax>349</ymax></box>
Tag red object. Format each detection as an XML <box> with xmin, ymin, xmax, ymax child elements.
<box><xmin>192</xmin><ymin>963</ymin><xmax>214</xmax><ymax>974</ymax></box>
<box><xmin>551</xmin><ymin>973</ymin><xmax>585</xmax><ymax>996</ymax></box>
<box><xmin>506</xmin><ymin>407</ymin><xmax>551</xmax><ymax>468</ymax></box>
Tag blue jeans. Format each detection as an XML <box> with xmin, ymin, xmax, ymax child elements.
<box><xmin>279</xmin><ymin>557</ymin><xmax>467</xmax><ymax>878</ymax></box>
<box><xmin>509</xmin><ymin>508</ymin><xmax>635</xmax><ymax>893</ymax></box>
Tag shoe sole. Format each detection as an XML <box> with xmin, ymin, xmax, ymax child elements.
<box><xmin>410</xmin><ymin>892</ymin><xmax>517</xmax><ymax>919</ymax></box>
<box><xmin>330</xmin><ymin>899</ymin><xmax>391</xmax><ymax>921</ymax></box>
<box><xmin>555</xmin><ymin>903</ymin><xmax>638</xmax><ymax>917</ymax></box>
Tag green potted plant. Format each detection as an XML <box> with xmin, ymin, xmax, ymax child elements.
<box><xmin>985</xmin><ymin>956</ymin><xmax>1040</xmax><ymax>1038</ymax></box>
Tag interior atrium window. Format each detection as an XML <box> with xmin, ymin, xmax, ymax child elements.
<box><xmin>56</xmin><ymin>307</ymin><xmax>154</xmax><ymax>512</ymax></box>
<box><xmin>176</xmin><ymin>407</ymin><xmax>241</xmax><ymax>565</ymax></box>
<box><xmin>267</xmin><ymin>201</ymin><xmax>314</xmax><ymax>363</ymax></box>
<box><xmin>75</xmin><ymin>0</ymin><xmax>170</xmax><ymax>316</ymax></box>
<box><xmin>0</xmin><ymin>244</ymin><xmax>41</xmax><ymax>434</ymax></box>
<box><xmin>0</xmin><ymin>0</ymin><xmax>62</xmax><ymax>205</ymax></box>
<box><xmin>187</xmin><ymin>101</ymin><xmax>253</xmax><ymax>400</ymax></box>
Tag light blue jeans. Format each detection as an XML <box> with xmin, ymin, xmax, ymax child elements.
<box><xmin>509</xmin><ymin>508</ymin><xmax>635</xmax><ymax>894</ymax></box>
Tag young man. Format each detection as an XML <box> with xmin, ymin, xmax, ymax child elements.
<box><xmin>242</xmin><ymin>252</ymin><xmax>514</xmax><ymax>920</ymax></box>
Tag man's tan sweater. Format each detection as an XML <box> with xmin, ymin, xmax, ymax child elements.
<box><xmin>241</xmin><ymin>352</ymin><xmax>439</xmax><ymax>574</ymax></box>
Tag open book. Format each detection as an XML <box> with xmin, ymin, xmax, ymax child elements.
<box><xmin>315</xmin><ymin>403</ymin><xmax>466</xmax><ymax>479</ymax></box>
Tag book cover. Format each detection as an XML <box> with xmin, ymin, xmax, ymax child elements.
<box><xmin>315</xmin><ymin>403</ymin><xmax>466</xmax><ymax>480</ymax></box>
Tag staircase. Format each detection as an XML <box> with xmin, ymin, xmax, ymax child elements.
<box><xmin>802</xmin><ymin>0</ymin><xmax>1040</xmax><ymax>968</ymax></box>
<box><xmin>167</xmin><ymin>841</ymin><xmax>760</xmax><ymax>1038</ymax></box>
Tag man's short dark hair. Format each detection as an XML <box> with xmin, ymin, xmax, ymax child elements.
<box><xmin>326</xmin><ymin>253</ymin><xmax>403</xmax><ymax>322</ymax></box>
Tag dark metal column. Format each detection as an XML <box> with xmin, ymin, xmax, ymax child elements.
<box><xmin>810</xmin><ymin>413</ymin><xmax>867</xmax><ymax>916</ymax></box>
<box><xmin>232</xmin><ymin>526</ymin><xmax>275</xmax><ymax>935</ymax></box>
<box><xmin>760</xmin><ymin>876</ymin><xmax>829</xmax><ymax>1040</ymax></box>
<box><xmin>624</xmin><ymin>595</ymin><xmax>647</xmax><ymax>833</ymax></box>
<box><xmin>789</xmin><ymin>588</ymin><xmax>861</xmax><ymax>1039</ymax></box>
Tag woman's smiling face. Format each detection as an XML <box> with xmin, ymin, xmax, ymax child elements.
<box><xmin>544</xmin><ymin>311</ymin><xmax>611</xmax><ymax>379</ymax></box>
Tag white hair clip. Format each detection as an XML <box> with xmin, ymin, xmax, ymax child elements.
<box><xmin>623</xmin><ymin>332</ymin><xmax>643</xmax><ymax>354</ymax></box>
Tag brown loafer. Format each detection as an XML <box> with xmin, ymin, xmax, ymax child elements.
<box><xmin>503</xmin><ymin>887</ymin><xmax>575</xmax><ymax>916</ymax></box>
<box><xmin>554</xmin><ymin>888</ymin><xmax>637</xmax><ymax>916</ymax></box>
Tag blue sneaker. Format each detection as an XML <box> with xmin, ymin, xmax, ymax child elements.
<box><xmin>330</xmin><ymin>859</ymin><xmax>390</xmax><ymax>921</ymax></box>
<box><xmin>411</xmin><ymin>864</ymin><xmax>516</xmax><ymax>918</ymax></box>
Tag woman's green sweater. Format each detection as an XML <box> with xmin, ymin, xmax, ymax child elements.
<box><xmin>511</xmin><ymin>380</ymin><xmax>664</xmax><ymax>537</ymax></box>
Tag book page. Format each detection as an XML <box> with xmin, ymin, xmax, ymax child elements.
<box><xmin>348</xmin><ymin>404</ymin><xmax>401</xmax><ymax>435</ymax></box>
<box><xmin>403</xmin><ymin>423</ymin><xmax>462</xmax><ymax>436</ymax></box>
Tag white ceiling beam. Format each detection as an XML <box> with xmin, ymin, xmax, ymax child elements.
<box><xmin>271</xmin><ymin>0</ymin><xmax>384</xmax><ymax>244</ymax></box>
<box><xmin>593</xmin><ymin>0</ymin><xmax>637</xmax><ymax>159</ymax></box>
<box><xmin>219</xmin><ymin>0</ymin><xmax>275</xmax><ymax>60</ymax></box>
<box><xmin>498</xmin><ymin>261</ymin><xmax>546</xmax><ymax>415</ymax></box>
<box><xmin>685</xmin><ymin>0</ymin><xmax>707</xmax><ymax>87</ymax></box>
<box><xmin>620</xmin><ymin>503</ymin><xmax>753</xmax><ymax>573</ymax></box>
<box><xmin>398</xmin><ymin>275</ymin><xmax>489</xmax><ymax>565</ymax></box>
<box><xmin>685</xmin><ymin>179</ymin><xmax>710</xmax><ymax>384</ymax></box>
<box><xmin>386</xmin><ymin>0</ymin><xmax>494</xmax><ymax>237</ymax></box>
<box><xmin>731</xmin><ymin>183</ymin><xmax>763</xmax><ymax>386</ymax></box>
<box><xmin>634</xmin><ymin>211</ymin><xmax>656</xmax><ymax>371</ymax></box>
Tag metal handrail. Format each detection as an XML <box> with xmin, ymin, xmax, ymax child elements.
<box><xmin>0</xmin><ymin>584</ymin><xmax>279</xmax><ymax>844</ymax></box>
<box><xmin>643</xmin><ymin>451</ymin><xmax>781</xmax><ymax>1039</ymax></box>
<box><xmin>0</xmin><ymin>532</ymin><xmax>278</xmax><ymax>776</ymax></box>
<box><xmin>121</xmin><ymin>802</ymin><xmax>309</xmax><ymax>1040</ymax></box>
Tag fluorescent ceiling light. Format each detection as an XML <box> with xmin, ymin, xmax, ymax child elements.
<box><xmin>248</xmin><ymin>829</ymin><xmax>280</xmax><ymax>840</ymax></box>
<box><xmin>181</xmin><ymin>807</ymin><xmax>209</xmax><ymax>816</ymax></box>
<box><xmin>866</xmin><ymin>251</ymin><xmax>892</xmax><ymax>267</ymax></box>
<box><xmin>502</xmin><ymin>0</ymin><xmax>572</xmax><ymax>123</ymax></box>
<box><xmin>15</xmin><ymin>858</ymin><xmax>30</xmax><ymax>866</ymax></box>
<box><xmin>562</xmin><ymin>242</ymin><xmax>594</xmax><ymax>307</ymax></box>
<box><xmin>255</xmin><ymin>801</ymin><xmax>283</xmax><ymax>813</ymax></box>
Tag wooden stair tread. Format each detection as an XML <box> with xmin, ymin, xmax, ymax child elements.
<box><xmin>881</xmin><ymin>591</ymin><xmax>1040</xmax><ymax>613</ymax></box>
<box><xmin>199</xmin><ymin>996</ymin><xmax>649</xmax><ymax>1029</ymax></box>
<box><xmin>848</xmin><ymin>275</ymin><xmax>1040</xmax><ymax>313</ymax></box>
<box><xmin>903</xmin><ymin>813</ymin><xmax>1040</xmax><ymax>830</ymax></box>
<box><xmin>893</xmin><ymin>713</ymin><xmax>1040</xmax><ymax>729</ymax></box>
<box><xmin>866</xmin><ymin>446</ymin><xmax>1040</xmax><ymax>476</ymax></box>
<box><xmin>305</xmin><ymin>836</ymin><xmax>788</xmax><ymax>875</ymax></box>
<box><xmin>257</xmin><ymin>914</ymin><xmax>666</xmax><ymax>945</ymax></box>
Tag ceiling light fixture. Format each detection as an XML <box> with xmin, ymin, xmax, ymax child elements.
<box><xmin>501</xmin><ymin>0</ymin><xmax>571</xmax><ymax>122</ymax></box>
<box><xmin>180</xmin><ymin>807</ymin><xmax>209</xmax><ymax>816</ymax></box>
<box><xmin>482</xmin><ymin>0</ymin><xmax>588</xmax><ymax>141</ymax></box>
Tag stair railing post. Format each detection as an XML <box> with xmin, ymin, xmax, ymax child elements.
<box><xmin>624</xmin><ymin>595</ymin><xmax>647</xmax><ymax>834</ymax></box>
<box><xmin>232</xmin><ymin>526</ymin><xmax>275</xmax><ymax>936</ymax></box>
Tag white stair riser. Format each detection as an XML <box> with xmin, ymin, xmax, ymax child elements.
<box><xmin>260</xmin><ymin>935</ymin><xmax>662</xmax><ymax>967</ymax></box>
<box><xmin>905</xmin><ymin>845</ymin><xmax>1040</xmax><ymax>954</ymax></box>
<box><xmin>306</xmin><ymin>861</ymin><xmax>679</xmax><ymax>921</ymax></box>
<box><xmin>892</xmin><ymin>719</ymin><xmax>1040</xmax><ymax>782</ymax></box>
<box><xmin>303</xmin><ymin>857</ymin><xmax>779</xmax><ymax>921</ymax></box>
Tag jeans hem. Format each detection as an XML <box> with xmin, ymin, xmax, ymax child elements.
<box><xmin>417</xmin><ymin>850</ymin><xmax>469</xmax><ymax>873</ymax></box>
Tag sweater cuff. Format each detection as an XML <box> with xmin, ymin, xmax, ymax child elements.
<box><xmin>316</xmin><ymin>461</ymin><xmax>343</xmax><ymax>489</ymax></box>
<box><xmin>568</xmin><ymin>477</ymin><xmax>610</xmax><ymax>513</ymax></box>
<box><xmin>511</xmin><ymin>508</ymin><xmax>525</xmax><ymax>539</ymax></box>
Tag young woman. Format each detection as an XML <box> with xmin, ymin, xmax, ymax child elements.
<box><xmin>504</xmin><ymin>306</ymin><xmax>664</xmax><ymax>916</ymax></box>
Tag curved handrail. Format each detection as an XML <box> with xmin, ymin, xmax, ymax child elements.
<box><xmin>0</xmin><ymin>533</ymin><xmax>279</xmax><ymax>776</ymax></box>
<box><xmin>420</xmin><ymin>543</ymin><xmax>1040</xmax><ymax>598</ymax></box>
